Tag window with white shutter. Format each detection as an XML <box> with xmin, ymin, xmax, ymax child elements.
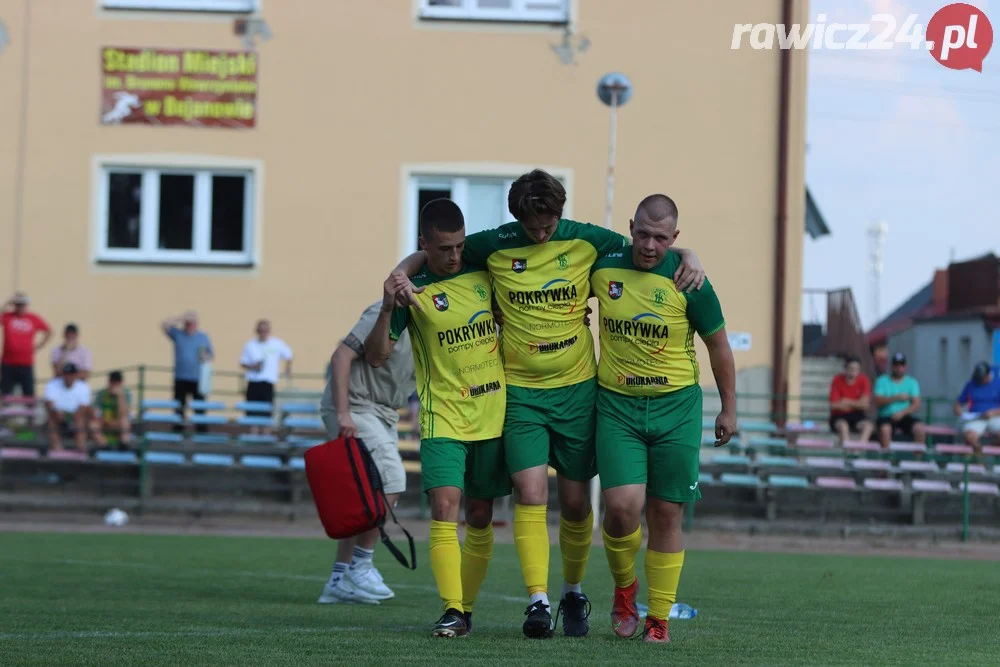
<box><xmin>420</xmin><ymin>0</ymin><xmax>568</xmax><ymax>23</ymax></box>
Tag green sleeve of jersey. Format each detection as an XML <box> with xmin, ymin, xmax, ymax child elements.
<box><xmin>685</xmin><ymin>277</ymin><xmax>725</xmax><ymax>337</ymax></box>
<box><xmin>462</xmin><ymin>230</ymin><xmax>494</xmax><ymax>268</ymax></box>
<box><xmin>389</xmin><ymin>306</ymin><xmax>410</xmax><ymax>341</ymax></box>
<box><xmin>575</xmin><ymin>222</ymin><xmax>629</xmax><ymax>256</ymax></box>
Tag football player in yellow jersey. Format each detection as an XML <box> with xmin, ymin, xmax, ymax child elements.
<box><xmin>366</xmin><ymin>200</ymin><xmax>510</xmax><ymax>638</ymax></box>
<box><xmin>391</xmin><ymin>170</ymin><xmax>705</xmax><ymax>638</ymax></box>
<box><xmin>592</xmin><ymin>194</ymin><xmax>736</xmax><ymax>643</ymax></box>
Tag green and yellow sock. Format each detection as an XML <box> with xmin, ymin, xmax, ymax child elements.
<box><xmin>513</xmin><ymin>504</ymin><xmax>549</xmax><ymax>596</ymax></box>
<box><xmin>461</xmin><ymin>523</ymin><xmax>494</xmax><ymax>613</ymax></box>
<box><xmin>429</xmin><ymin>519</ymin><xmax>463</xmax><ymax>612</ymax></box>
<box><xmin>645</xmin><ymin>549</ymin><xmax>684</xmax><ymax>620</ymax></box>
<box><xmin>559</xmin><ymin>512</ymin><xmax>593</xmax><ymax>592</ymax></box>
<box><xmin>603</xmin><ymin>525</ymin><xmax>642</xmax><ymax>589</ymax></box>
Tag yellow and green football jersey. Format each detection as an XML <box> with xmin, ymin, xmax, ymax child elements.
<box><xmin>463</xmin><ymin>219</ymin><xmax>627</xmax><ymax>389</ymax></box>
<box><xmin>591</xmin><ymin>250</ymin><xmax>725</xmax><ymax>397</ymax></box>
<box><xmin>390</xmin><ymin>264</ymin><xmax>505</xmax><ymax>441</ymax></box>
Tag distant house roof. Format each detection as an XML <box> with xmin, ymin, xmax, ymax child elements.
<box><xmin>866</xmin><ymin>280</ymin><xmax>935</xmax><ymax>347</ymax></box>
<box><xmin>805</xmin><ymin>188</ymin><xmax>830</xmax><ymax>239</ymax></box>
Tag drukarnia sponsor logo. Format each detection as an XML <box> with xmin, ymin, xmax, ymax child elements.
<box><xmin>508</xmin><ymin>278</ymin><xmax>579</xmax><ymax>313</ymax></box>
<box><xmin>438</xmin><ymin>310</ymin><xmax>499</xmax><ymax>354</ymax></box>
<box><xmin>460</xmin><ymin>380</ymin><xmax>503</xmax><ymax>399</ymax></box>
<box><xmin>616</xmin><ymin>374</ymin><xmax>670</xmax><ymax>387</ymax></box>
<box><xmin>528</xmin><ymin>335</ymin><xmax>578</xmax><ymax>355</ymax></box>
<box><xmin>603</xmin><ymin>312</ymin><xmax>669</xmax><ymax>353</ymax></box>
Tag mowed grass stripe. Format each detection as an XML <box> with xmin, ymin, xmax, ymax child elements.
<box><xmin>1</xmin><ymin>532</ymin><xmax>998</xmax><ymax>666</ymax></box>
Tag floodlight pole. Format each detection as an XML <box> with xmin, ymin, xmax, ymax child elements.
<box><xmin>593</xmin><ymin>74</ymin><xmax>633</xmax><ymax>528</ymax></box>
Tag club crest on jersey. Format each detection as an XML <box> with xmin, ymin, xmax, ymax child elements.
<box><xmin>512</xmin><ymin>259</ymin><xmax>527</xmax><ymax>273</ymax></box>
<box><xmin>556</xmin><ymin>253</ymin><xmax>570</xmax><ymax>270</ymax></box>
<box><xmin>653</xmin><ymin>288</ymin><xmax>668</xmax><ymax>305</ymax></box>
<box><xmin>609</xmin><ymin>281</ymin><xmax>624</xmax><ymax>300</ymax></box>
<box><xmin>432</xmin><ymin>293</ymin><xmax>449</xmax><ymax>312</ymax></box>
<box><xmin>473</xmin><ymin>283</ymin><xmax>489</xmax><ymax>302</ymax></box>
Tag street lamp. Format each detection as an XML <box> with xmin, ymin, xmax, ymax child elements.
<box><xmin>596</xmin><ymin>73</ymin><xmax>633</xmax><ymax>230</ymax></box>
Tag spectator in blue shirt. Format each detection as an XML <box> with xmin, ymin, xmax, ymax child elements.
<box><xmin>874</xmin><ymin>352</ymin><xmax>926</xmax><ymax>447</ymax></box>
<box><xmin>954</xmin><ymin>362</ymin><xmax>1000</xmax><ymax>451</ymax></box>
<box><xmin>161</xmin><ymin>310</ymin><xmax>213</xmax><ymax>432</ymax></box>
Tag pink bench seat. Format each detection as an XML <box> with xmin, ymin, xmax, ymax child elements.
<box><xmin>899</xmin><ymin>460</ymin><xmax>940</xmax><ymax>473</ymax></box>
<box><xmin>852</xmin><ymin>459</ymin><xmax>892</xmax><ymax>471</ymax></box>
<box><xmin>795</xmin><ymin>438</ymin><xmax>835</xmax><ymax>449</ymax></box>
<box><xmin>805</xmin><ymin>457</ymin><xmax>845</xmax><ymax>469</ymax></box>
<box><xmin>816</xmin><ymin>476</ymin><xmax>857</xmax><ymax>490</ymax></box>
<box><xmin>47</xmin><ymin>450</ymin><xmax>88</xmax><ymax>461</ymax></box>
<box><xmin>913</xmin><ymin>479</ymin><xmax>952</xmax><ymax>493</ymax></box>
<box><xmin>890</xmin><ymin>442</ymin><xmax>927</xmax><ymax>454</ymax></box>
<box><xmin>982</xmin><ymin>446</ymin><xmax>1000</xmax><ymax>456</ymax></box>
<box><xmin>946</xmin><ymin>462</ymin><xmax>987</xmax><ymax>475</ymax></box>
<box><xmin>923</xmin><ymin>424</ymin><xmax>957</xmax><ymax>437</ymax></box>
<box><xmin>863</xmin><ymin>478</ymin><xmax>904</xmax><ymax>491</ymax></box>
<box><xmin>843</xmin><ymin>440</ymin><xmax>881</xmax><ymax>452</ymax></box>
<box><xmin>0</xmin><ymin>447</ymin><xmax>40</xmax><ymax>460</ymax></box>
<box><xmin>935</xmin><ymin>444</ymin><xmax>975</xmax><ymax>456</ymax></box>
<box><xmin>962</xmin><ymin>482</ymin><xmax>1000</xmax><ymax>495</ymax></box>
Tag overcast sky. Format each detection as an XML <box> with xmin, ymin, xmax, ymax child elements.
<box><xmin>803</xmin><ymin>0</ymin><xmax>999</xmax><ymax>329</ymax></box>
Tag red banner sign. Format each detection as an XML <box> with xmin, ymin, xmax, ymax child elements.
<box><xmin>100</xmin><ymin>47</ymin><xmax>258</xmax><ymax>128</ymax></box>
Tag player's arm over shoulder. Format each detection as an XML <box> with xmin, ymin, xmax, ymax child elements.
<box><xmin>685</xmin><ymin>277</ymin><xmax>725</xmax><ymax>338</ymax></box>
<box><xmin>365</xmin><ymin>305</ymin><xmax>409</xmax><ymax>368</ymax></box>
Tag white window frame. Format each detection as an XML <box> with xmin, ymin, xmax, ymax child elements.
<box><xmin>100</xmin><ymin>0</ymin><xmax>258</xmax><ymax>13</ymax></box>
<box><xmin>96</xmin><ymin>165</ymin><xmax>255</xmax><ymax>266</ymax></box>
<box><xmin>400</xmin><ymin>164</ymin><xmax>573</xmax><ymax>260</ymax></box>
<box><xmin>419</xmin><ymin>0</ymin><xmax>568</xmax><ymax>23</ymax></box>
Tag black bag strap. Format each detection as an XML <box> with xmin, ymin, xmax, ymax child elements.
<box><xmin>378</xmin><ymin>491</ymin><xmax>417</xmax><ymax>570</ymax></box>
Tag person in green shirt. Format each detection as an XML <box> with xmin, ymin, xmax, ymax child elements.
<box><xmin>873</xmin><ymin>352</ymin><xmax>925</xmax><ymax>447</ymax></box>
<box><xmin>591</xmin><ymin>194</ymin><xmax>736</xmax><ymax>643</ymax></box>
<box><xmin>390</xmin><ymin>170</ymin><xmax>705</xmax><ymax>638</ymax></box>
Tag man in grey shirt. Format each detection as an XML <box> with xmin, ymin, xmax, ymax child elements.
<box><xmin>318</xmin><ymin>302</ymin><xmax>416</xmax><ymax>605</ymax></box>
<box><xmin>161</xmin><ymin>310</ymin><xmax>214</xmax><ymax>431</ymax></box>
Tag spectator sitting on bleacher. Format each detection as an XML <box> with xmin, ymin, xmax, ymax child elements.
<box><xmin>874</xmin><ymin>352</ymin><xmax>926</xmax><ymax>448</ymax></box>
<box><xmin>91</xmin><ymin>370</ymin><xmax>133</xmax><ymax>447</ymax></box>
<box><xmin>50</xmin><ymin>323</ymin><xmax>92</xmax><ymax>381</ymax></box>
<box><xmin>1</xmin><ymin>292</ymin><xmax>51</xmax><ymax>398</ymax></box>
<box><xmin>161</xmin><ymin>310</ymin><xmax>213</xmax><ymax>432</ymax></box>
<box><xmin>43</xmin><ymin>362</ymin><xmax>97</xmax><ymax>452</ymax></box>
<box><xmin>954</xmin><ymin>362</ymin><xmax>1000</xmax><ymax>452</ymax></box>
<box><xmin>828</xmin><ymin>356</ymin><xmax>873</xmax><ymax>444</ymax></box>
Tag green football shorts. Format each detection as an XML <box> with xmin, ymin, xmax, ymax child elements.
<box><xmin>595</xmin><ymin>384</ymin><xmax>703</xmax><ymax>503</ymax></box>
<box><xmin>503</xmin><ymin>377</ymin><xmax>597</xmax><ymax>482</ymax></box>
<box><xmin>420</xmin><ymin>437</ymin><xmax>512</xmax><ymax>499</ymax></box>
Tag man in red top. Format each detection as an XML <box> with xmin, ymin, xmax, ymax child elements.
<box><xmin>1</xmin><ymin>292</ymin><xmax>52</xmax><ymax>398</ymax></box>
<box><xmin>828</xmin><ymin>356</ymin><xmax>873</xmax><ymax>444</ymax></box>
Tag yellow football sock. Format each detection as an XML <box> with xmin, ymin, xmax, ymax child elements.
<box><xmin>602</xmin><ymin>525</ymin><xmax>642</xmax><ymax>589</ymax></box>
<box><xmin>513</xmin><ymin>504</ymin><xmax>549</xmax><ymax>595</ymax></box>
<box><xmin>559</xmin><ymin>512</ymin><xmax>593</xmax><ymax>588</ymax></box>
<box><xmin>461</xmin><ymin>523</ymin><xmax>494</xmax><ymax>614</ymax></box>
<box><xmin>429</xmin><ymin>520</ymin><xmax>463</xmax><ymax>612</ymax></box>
<box><xmin>645</xmin><ymin>549</ymin><xmax>685</xmax><ymax>620</ymax></box>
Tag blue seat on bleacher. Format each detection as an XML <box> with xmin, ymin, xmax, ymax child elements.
<box><xmin>701</xmin><ymin>418</ymin><xmax>716</xmax><ymax>430</ymax></box>
<box><xmin>241</xmin><ymin>455</ymin><xmax>283</xmax><ymax>469</ymax></box>
<box><xmin>189</xmin><ymin>400</ymin><xmax>226</xmax><ymax>412</ymax></box>
<box><xmin>701</xmin><ymin>434</ymin><xmax>744</xmax><ymax>448</ymax></box>
<box><xmin>192</xmin><ymin>453</ymin><xmax>235</xmax><ymax>466</ymax></box>
<box><xmin>238</xmin><ymin>433</ymin><xmax>279</xmax><ymax>445</ymax></box>
<box><xmin>758</xmin><ymin>455</ymin><xmax>797</xmax><ymax>467</ymax></box>
<box><xmin>284</xmin><ymin>416</ymin><xmax>324</xmax><ymax>430</ymax></box>
<box><xmin>720</xmin><ymin>473</ymin><xmax>762</xmax><ymax>487</ymax></box>
<box><xmin>192</xmin><ymin>433</ymin><xmax>232</xmax><ymax>445</ymax></box>
<box><xmin>142</xmin><ymin>412</ymin><xmax>183</xmax><ymax>425</ymax></box>
<box><xmin>141</xmin><ymin>399</ymin><xmax>180</xmax><ymax>411</ymax></box>
<box><xmin>740</xmin><ymin>420</ymin><xmax>779</xmax><ymax>434</ymax></box>
<box><xmin>237</xmin><ymin>416</ymin><xmax>274</xmax><ymax>428</ymax></box>
<box><xmin>711</xmin><ymin>453</ymin><xmax>751</xmax><ymax>466</ymax></box>
<box><xmin>698</xmin><ymin>472</ymin><xmax>714</xmax><ymax>485</ymax></box>
<box><xmin>286</xmin><ymin>435</ymin><xmax>325</xmax><ymax>447</ymax></box>
<box><xmin>189</xmin><ymin>414</ymin><xmax>229</xmax><ymax>426</ymax></box>
<box><xmin>234</xmin><ymin>401</ymin><xmax>273</xmax><ymax>414</ymax></box>
<box><xmin>95</xmin><ymin>450</ymin><xmax>139</xmax><ymax>464</ymax></box>
<box><xmin>749</xmin><ymin>437</ymin><xmax>788</xmax><ymax>449</ymax></box>
<box><xmin>281</xmin><ymin>402</ymin><xmax>319</xmax><ymax>415</ymax></box>
<box><xmin>288</xmin><ymin>457</ymin><xmax>306</xmax><ymax>470</ymax></box>
<box><xmin>768</xmin><ymin>474</ymin><xmax>809</xmax><ymax>488</ymax></box>
<box><xmin>145</xmin><ymin>431</ymin><xmax>184</xmax><ymax>443</ymax></box>
<box><xmin>145</xmin><ymin>451</ymin><xmax>186</xmax><ymax>465</ymax></box>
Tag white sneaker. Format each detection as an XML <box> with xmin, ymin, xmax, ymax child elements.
<box><xmin>346</xmin><ymin>560</ymin><xmax>395</xmax><ymax>600</ymax></box>
<box><xmin>316</xmin><ymin>576</ymin><xmax>383</xmax><ymax>605</ymax></box>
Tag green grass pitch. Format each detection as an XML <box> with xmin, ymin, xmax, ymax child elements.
<box><xmin>2</xmin><ymin>532</ymin><xmax>999</xmax><ymax>665</ymax></box>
